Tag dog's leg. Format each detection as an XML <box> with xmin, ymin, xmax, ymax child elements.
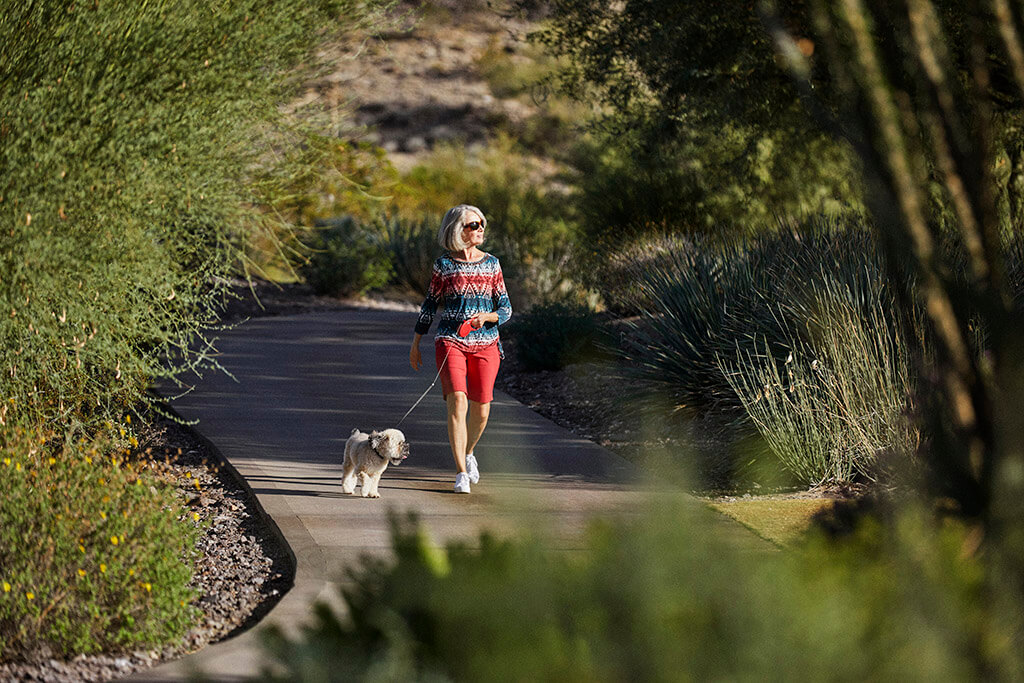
<box><xmin>365</xmin><ymin>471</ymin><xmax>383</xmax><ymax>499</ymax></box>
<box><xmin>359</xmin><ymin>471</ymin><xmax>377</xmax><ymax>498</ymax></box>
<box><xmin>341</xmin><ymin>457</ymin><xmax>357</xmax><ymax>494</ymax></box>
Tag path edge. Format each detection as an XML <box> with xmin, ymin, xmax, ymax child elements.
<box><xmin>153</xmin><ymin>390</ymin><xmax>298</xmax><ymax>631</ymax></box>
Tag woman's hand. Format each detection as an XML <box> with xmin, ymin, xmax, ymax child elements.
<box><xmin>470</xmin><ymin>312</ymin><xmax>499</xmax><ymax>329</ymax></box>
<box><xmin>410</xmin><ymin>341</ymin><xmax>422</xmax><ymax>371</ymax></box>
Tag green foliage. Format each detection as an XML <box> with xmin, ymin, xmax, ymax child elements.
<box><xmin>257</xmin><ymin>505</ymin><xmax>1022</xmax><ymax>681</ymax></box>
<box><xmin>301</xmin><ymin>218</ymin><xmax>394</xmax><ymax>297</ymax></box>
<box><xmin>0</xmin><ymin>426</ymin><xmax>198</xmax><ymax>660</ymax></box>
<box><xmin>570</xmin><ymin>126</ymin><xmax>863</xmax><ymax>260</ymax></box>
<box><xmin>505</xmin><ymin>301</ymin><xmax>605</xmax><ymax>371</ymax></box>
<box><xmin>622</xmin><ymin>226</ymin><xmax>907</xmax><ymax>409</ymax></box>
<box><xmin>723</xmin><ymin>291</ymin><xmax>920</xmax><ymax>487</ymax></box>
<box><xmin>375</xmin><ymin>215</ymin><xmax>439</xmax><ymax>296</ymax></box>
<box><xmin>0</xmin><ymin>0</ymin><xmax>386</xmax><ymax>436</ymax></box>
<box><xmin>618</xmin><ymin>226</ymin><xmax>927</xmax><ymax>486</ymax></box>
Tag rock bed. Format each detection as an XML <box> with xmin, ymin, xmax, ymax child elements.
<box><xmin>0</xmin><ymin>413</ymin><xmax>293</xmax><ymax>682</ymax></box>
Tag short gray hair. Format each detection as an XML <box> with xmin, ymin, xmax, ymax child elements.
<box><xmin>438</xmin><ymin>204</ymin><xmax>486</xmax><ymax>251</ymax></box>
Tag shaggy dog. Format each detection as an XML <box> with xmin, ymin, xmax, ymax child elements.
<box><xmin>341</xmin><ymin>428</ymin><xmax>409</xmax><ymax>498</ymax></box>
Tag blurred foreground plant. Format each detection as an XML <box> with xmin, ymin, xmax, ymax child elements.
<box><xmin>257</xmin><ymin>504</ymin><xmax>1022</xmax><ymax>681</ymax></box>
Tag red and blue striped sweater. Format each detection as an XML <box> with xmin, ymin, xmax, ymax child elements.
<box><xmin>415</xmin><ymin>252</ymin><xmax>513</xmax><ymax>355</ymax></box>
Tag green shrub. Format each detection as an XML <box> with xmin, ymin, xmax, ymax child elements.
<box><xmin>0</xmin><ymin>427</ymin><xmax>198</xmax><ymax>660</ymax></box>
<box><xmin>505</xmin><ymin>301</ymin><xmax>605</xmax><ymax>371</ymax></box>
<box><xmin>375</xmin><ymin>215</ymin><xmax>439</xmax><ymax>296</ymax></box>
<box><xmin>620</xmin><ymin>233</ymin><xmax>792</xmax><ymax>414</ymax></box>
<box><xmin>621</xmin><ymin>226</ymin><xmax>924</xmax><ymax>485</ymax></box>
<box><xmin>620</xmin><ymin>226</ymin><xmax>911</xmax><ymax>414</ymax></box>
<box><xmin>722</xmin><ymin>289</ymin><xmax>920</xmax><ymax>486</ymax></box>
<box><xmin>0</xmin><ymin>0</ymin><xmax>386</xmax><ymax>436</ymax></box>
<box><xmin>302</xmin><ymin>217</ymin><xmax>394</xmax><ymax>297</ymax></box>
<box><xmin>256</xmin><ymin>505</ymin><xmax>1021</xmax><ymax>681</ymax></box>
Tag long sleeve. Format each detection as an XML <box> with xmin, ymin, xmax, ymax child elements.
<box><xmin>492</xmin><ymin>260</ymin><xmax>512</xmax><ymax>326</ymax></box>
<box><xmin>415</xmin><ymin>260</ymin><xmax>443</xmax><ymax>335</ymax></box>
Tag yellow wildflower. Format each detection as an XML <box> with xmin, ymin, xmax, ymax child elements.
<box><xmin>78</xmin><ymin>544</ymin><xmax>85</xmax><ymax>554</ymax></box>
<box><xmin>85</xmin><ymin>456</ymin><xmax>92</xmax><ymax>464</ymax></box>
<box><xmin>192</xmin><ymin>512</ymin><xmax>200</xmax><ymax>521</ymax></box>
<box><xmin>125</xmin><ymin>414</ymin><xmax>131</xmax><ymax>424</ymax></box>
<box><xmin>110</xmin><ymin>536</ymin><xmax>118</xmax><ymax>546</ymax></box>
<box><xmin>14</xmin><ymin>463</ymin><xmax>21</xmax><ymax>471</ymax></box>
<box><xmin>3</xmin><ymin>581</ymin><xmax>10</xmax><ymax>592</ymax></box>
<box><xmin>26</xmin><ymin>592</ymin><xmax>34</xmax><ymax>600</ymax></box>
<box><xmin>47</xmin><ymin>457</ymin><xmax>55</xmax><ymax>465</ymax></box>
<box><xmin>78</xmin><ymin>569</ymin><xmax>86</xmax><ymax>577</ymax></box>
<box><xmin>129</xmin><ymin>436</ymin><xmax>138</xmax><ymax>448</ymax></box>
<box><xmin>128</xmin><ymin>568</ymin><xmax>135</xmax><ymax>577</ymax></box>
<box><xmin>99</xmin><ymin>511</ymin><xmax>107</xmax><ymax>520</ymax></box>
<box><xmin>143</xmin><ymin>582</ymin><xmax>151</xmax><ymax>592</ymax></box>
<box><xmin>3</xmin><ymin>457</ymin><xmax>10</xmax><ymax>466</ymax></box>
<box><xmin>100</xmin><ymin>564</ymin><xmax>107</xmax><ymax>573</ymax></box>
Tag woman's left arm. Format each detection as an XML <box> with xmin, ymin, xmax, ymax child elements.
<box><xmin>490</xmin><ymin>259</ymin><xmax>512</xmax><ymax>326</ymax></box>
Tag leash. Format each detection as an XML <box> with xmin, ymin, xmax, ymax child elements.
<box><xmin>396</xmin><ymin>343</ymin><xmax>453</xmax><ymax>428</ymax></box>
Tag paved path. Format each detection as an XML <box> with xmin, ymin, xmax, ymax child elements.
<box><xmin>135</xmin><ymin>309</ymin><xmax>770</xmax><ymax>681</ymax></box>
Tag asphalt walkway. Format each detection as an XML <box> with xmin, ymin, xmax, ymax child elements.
<box><xmin>135</xmin><ymin>309</ymin><xmax>770</xmax><ymax>681</ymax></box>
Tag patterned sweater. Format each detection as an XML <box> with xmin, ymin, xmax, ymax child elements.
<box><xmin>415</xmin><ymin>252</ymin><xmax>513</xmax><ymax>354</ymax></box>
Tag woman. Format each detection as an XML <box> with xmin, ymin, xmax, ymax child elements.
<box><xmin>410</xmin><ymin>204</ymin><xmax>512</xmax><ymax>494</ymax></box>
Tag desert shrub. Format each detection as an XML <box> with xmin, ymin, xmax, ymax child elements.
<box><xmin>0</xmin><ymin>427</ymin><xmax>198</xmax><ymax>660</ymax></box>
<box><xmin>0</xmin><ymin>0</ymin><xmax>386</xmax><ymax>435</ymax></box>
<box><xmin>376</xmin><ymin>215</ymin><xmax>439</xmax><ymax>296</ymax></box>
<box><xmin>620</xmin><ymin>233</ymin><xmax>794</xmax><ymax>414</ymax></box>
<box><xmin>505</xmin><ymin>301</ymin><xmax>606</xmax><ymax>371</ymax></box>
<box><xmin>621</xmin><ymin>226</ymin><xmax>911</xmax><ymax>413</ymax></box>
<box><xmin>256</xmin><ymin>505</ymin><xmax>1021</xmax><ymax>681</ymax></box>
<box><xmin>302</xmin><ymin>218</ymin><xmax>394</xmax><ymax>297</ymax></box>
<box><xmin>623</xmin><ymin>226</ymin><xmax>923</xmax><ymax>485</ymax></box>
<box><xmin>722</xmin><ymin>287</ymin><xmax>921</xmax><ymax>486</ymax></box>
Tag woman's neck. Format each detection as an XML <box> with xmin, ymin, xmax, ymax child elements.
<box><xmin>451</xmin><ymin>247</ymin><xmax>481</xmax><ymax>261</ymax></box>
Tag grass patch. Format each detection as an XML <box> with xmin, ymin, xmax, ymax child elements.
<box><xmin>706</xmin><ymin>497</ymin><xmax>833</xmax><ymax>547</ymax></box>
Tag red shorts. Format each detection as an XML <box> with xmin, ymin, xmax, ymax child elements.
<box><xmin>435</xmin><ymin>340</ymin><xmax>501</xmax><ymax>404</ymax></box>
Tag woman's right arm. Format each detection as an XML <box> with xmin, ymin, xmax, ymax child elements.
<box><xmin>411</xmin><ymin>260</ymin><xmax>442</xmax><ymax>371</ymax></box>
<box><xmin>410</xmin><ymin>333</ymin><xmax>423</xmax><ymax>371</ymax></box>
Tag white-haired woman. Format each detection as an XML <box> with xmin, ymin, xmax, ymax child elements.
<box><xmin>410</xmin><ymin>205</ymin><xmax>512</xmax><ymax>494</ymax></box>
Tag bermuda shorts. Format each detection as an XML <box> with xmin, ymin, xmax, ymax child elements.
<box><xmin>435</xmin><ymin>339</ymin><xmax>501</xmax><ymax>404</ymax></box>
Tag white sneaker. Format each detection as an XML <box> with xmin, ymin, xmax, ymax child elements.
<box><xmin>454</xmin><ymin>472</ymin><xmax>471</xmax><ymax>494</ymax></box>
<box><xmin>466</xmin><ymin>453</ymin><xmax>480</xmax><ymax>484</ymax></box>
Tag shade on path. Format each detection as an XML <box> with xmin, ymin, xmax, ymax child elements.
<box><xmin>134</xmin><ymin>309</ymin><xmax>771</xmax><ymax>681</ymax></box>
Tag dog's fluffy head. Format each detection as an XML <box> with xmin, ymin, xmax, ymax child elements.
<box><xmin>369</xmin><ymin>428</ymin><xmax>409</xmax><ymax>466</ymax></box>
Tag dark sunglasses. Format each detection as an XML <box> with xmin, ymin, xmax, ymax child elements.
<box><xmin>463</xmin><ymin>221</ymin><xmax>484</xmax><ymax>231</ymax></box>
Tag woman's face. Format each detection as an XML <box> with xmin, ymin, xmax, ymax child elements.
<box><xmin>462</xmin><ymin>211</ymin><xmax>485</xmax><ymax>248</ymax></box>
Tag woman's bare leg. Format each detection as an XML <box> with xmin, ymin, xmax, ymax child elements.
<box><xmin>467</xmin><ymin>400</ymin><xmax>491</xmax><ymax>455</ymax></box>
<box><xmin>446</xmin><ymin>391</ymin><xmax>469</xmax><ymax>473</ymax></box>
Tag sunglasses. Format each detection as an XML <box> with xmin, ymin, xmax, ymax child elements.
<box><xmin>463</xmin><ymin>221</ymin><xmax>484</xmax><ymax>231</ymax></box>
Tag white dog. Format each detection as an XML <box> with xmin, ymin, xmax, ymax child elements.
<box><xmin>341</xmin><ymin>428</ymin><xmax>409</xmax><ymax>498</ymax></box>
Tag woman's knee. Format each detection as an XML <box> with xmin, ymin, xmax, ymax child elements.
<box><xmin>469</xmin><ymin>400</ymin><xmax>490</xmax><ymax>421</ymax></box>
<box><xmin>447</xmin><ymin>391</ymin><xmax>469</xmax><ymax>414</ymax></box>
